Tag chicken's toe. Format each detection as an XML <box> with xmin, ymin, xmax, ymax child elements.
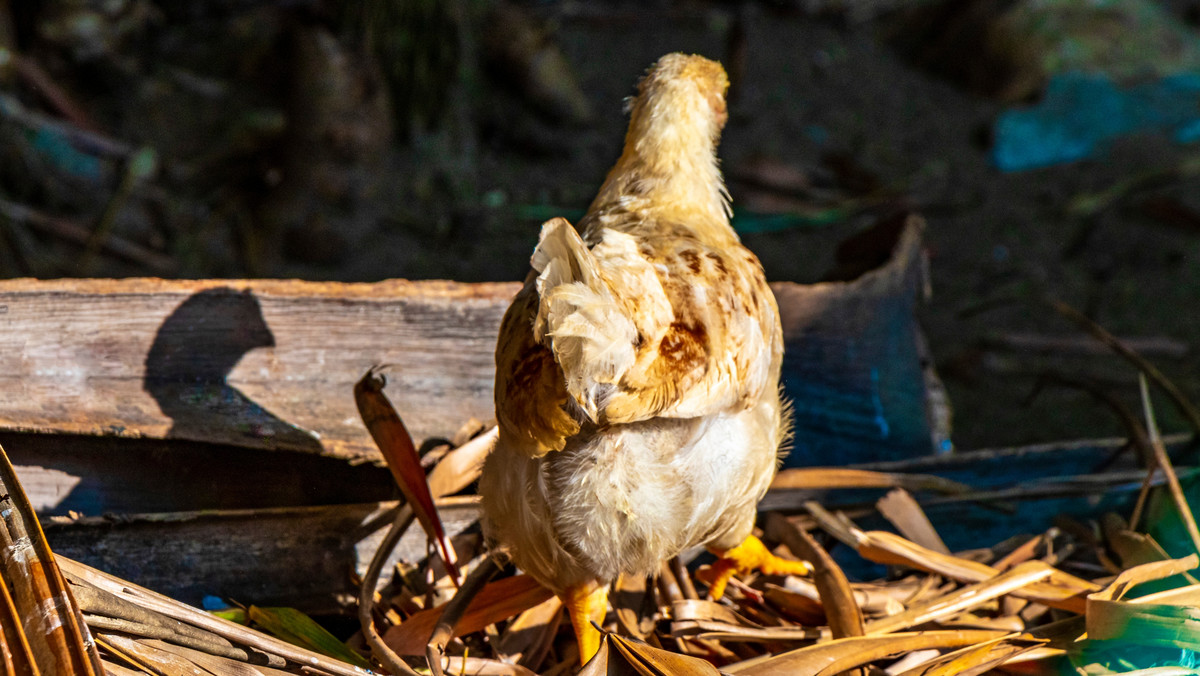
<box><xmin>703</xmin><ymin>535</ymin><xmax>811</xmax><ymax>600</ymax></box>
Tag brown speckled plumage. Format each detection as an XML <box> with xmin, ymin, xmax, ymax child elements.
<box><xmin>480</xmin><ymin>52</ymin><xmax>790</xmax><ymax>612</ymax></box>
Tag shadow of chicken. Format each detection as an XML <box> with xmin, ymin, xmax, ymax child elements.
<box><xmin>480</xmin><ymin>52</ymin><xmax>810</xmax><ymax>664</ymax></box>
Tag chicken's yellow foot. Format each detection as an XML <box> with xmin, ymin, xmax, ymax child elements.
<box><xmin>563</xmin><ymin>581</ymin><xmax>609</xmax><ymax>664</ymax></box>
<box><xmin>704</xmin><ymin>535</ymin><xmax>812</xmax><ymax>600</ymax></box>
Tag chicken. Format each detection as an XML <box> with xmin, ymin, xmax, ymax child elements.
<box><xmin>479</xmin><ymin>53</ymin><xmax>810</xmax><ymax>664</ymax></box>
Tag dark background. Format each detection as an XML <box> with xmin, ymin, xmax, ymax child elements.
<box><xmin>4</xmin><ymin>0</ymin><xmax>1200</xmax><ymax>451</ymax></box>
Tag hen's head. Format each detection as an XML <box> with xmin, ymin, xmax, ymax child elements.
<box><xmin>628</xmin><ymin>53</ymin><xmax>730</xmax><ymax>150</ymax></box>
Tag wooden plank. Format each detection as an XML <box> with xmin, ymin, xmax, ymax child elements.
<box><xmin>0</xmin><ymin>216</ymin><xmax>934</xmax><ymax>466</ymax></box>
<box><xmin>0</xmin><ymin>279</ymin><xmax>515</xmax><ymax>464</ymax></box>
<box><xmin>42</xmin><ymin>498</ymin><xmax>483</xmax><ymax>612</ymax></box>
<box><xmin>4</xmin><ymin>432</ymin><xmax>397</xmax><ymax>516</ymax></box>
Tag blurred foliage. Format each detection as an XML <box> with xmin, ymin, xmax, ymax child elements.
<box><xmin>340</xmin><ymin>0</ymin><xmax>462</xmax><ymax>138</ymax></box>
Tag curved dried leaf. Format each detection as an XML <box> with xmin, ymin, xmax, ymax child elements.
<box><xmin>355</xmin><ymin>368</ymin><xmax>459</xmax><ymax>582</ymax></box>
<box><xmin>866</xmin><ymin>561</ymin><xmax>1054</xmax><ymax>635</ymax></box>
<box><xmin>669</xmin><ymin>598</ymin><xmax>826</xmax><ymax>642</ymax></box>
<box><xmin>892</xmin><ymin>637</ymin><xmax>1046</xmax><ymax>676</ymax></box>
<box><xmin>762</xmin><ymin>585</ymin><xmax>826</xmax><ymax>625</ymax></box>
<box><xmin>770</xmin><ymin>469</ymin><xmax>971</xmax><ymax>494</ymax></box>
<box><xmin>138</xmin><ymin>638</ymin><xmax>293</xmax><ymax>676</ymax></box>
<box><xmin>726</xmin><ymin>630</ymin><xmax>1009</xmax><ymax>676</ymax></box>
<box><xmin>436</xmin><ymin>656</ymin><xmax>540</xmax><ymax>675</ymax></box>
<box><xmin>766</xmin><ymin>513</ymin><xmax>863</xmax><ymax>638</ymax></box>
<box><xmin>384</xmin><ymin>574</ymin><xmax>553</xmax><ymax>656</ymax></box>
<box><xmin>97</xmin><ymin>633</ymin><xmax>205</xmax><ymax>676</ymax></box>
<box><xmin>427</xmin><ymin>427</ymin><xmax>498</xmax><ymax>499</ymax></box>
<box><xmin>770</xmin><ymin>578</ymin><xmax>906</xmax><ymax>618</ymax></box>
<box><xmin>877</xmin><ymin>489</ymin><xmax>949</xmax><ymax>555</ymax></box>
<box><xmin>497</xmin><ymin>595</ymin><xmax>562</xmax><ymax>668</ymax></box>
<box><xmin>672</xmin><ymin>600</ymin><xmax>762</xmax><ymax>627</ymax></box>
<box><xmin>853</xmin><ymin>530</ymin><xmax>1096</xmax><ymax>612</ymax></box>
<box><xmin>580</xmin><ymin>632</ymin><xmax>721</xmax><ymax>676</ymax></box>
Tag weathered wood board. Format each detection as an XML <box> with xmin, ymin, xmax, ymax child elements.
<box><xmin>5</xmin><ymin>433</ymin><xmax>397</xmax><ymax>515</ymax></box>
<box><xmin>42</xmin><ymin>498</ymin><xmax>483</xmax><ymax>612</ymax></box>
<box><xmin>0</xmin><ymin>216</ymin><xmax>933</xmax><ymax>467</ymax></box>
<box><xmin>0</xmin><ymin>278</ymin><xmax>514</xmax><ymax>464</ymax></box>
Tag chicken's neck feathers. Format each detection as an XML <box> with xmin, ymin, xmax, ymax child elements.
<box><xmin>581</xmin><ymin>87</ymin><xmax>733</xmax><ymax>246</ymax></box>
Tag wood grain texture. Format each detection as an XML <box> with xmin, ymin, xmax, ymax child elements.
<box><xmin>42</xmin><ymin>499</ymin><xmax>483</xmax><ymax>612</ymax></box>
<box><xmin>0</xmin><ymin>278</ymin><xmax>518</xmax><ymax>463</ymax></box>
<box><xmin>0</xmin><ymin>217</ymin><xmax>932</xmax><ymax>466</ymax></box>
<box><xmin>5</xmin><ymin>433</ymin><xmax>396</xmax><ymax>516</ymax></box>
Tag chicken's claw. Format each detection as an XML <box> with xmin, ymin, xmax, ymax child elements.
<box><xmin>704</xmin><ymin>535</ymin><xmax>812</xmax><ymax>600</ymax></box>
<box><xmin>564</xmin><ymin>581</ymin><xmax>609</xmax><ymax>664</ymax></box>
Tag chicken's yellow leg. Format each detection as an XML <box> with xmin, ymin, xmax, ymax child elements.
<box><xmin>563</xmin><ymin>581</ymin><xmax>609</xmax><ymax>664</ymax></box>
<box><xmin>705</xmin><ymin>535</ymin><xmax>812</xmax><ymax>600</ymax></box>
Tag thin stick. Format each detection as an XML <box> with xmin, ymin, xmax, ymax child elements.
<box><xmin>670</xmin><ymin>557</ymin><xmax>699</xmax><ymax>601</ymax></box>
<box><xmin>1139</xmin><ymin>375</ymin><xmax>1200</xmax><ymax>556</ymax></box>
<box><xmin>13</xmin><ymin>55</ymin><xmax>99</xmax><ymax>131</ymax></box>
<box><xmin>1049</xmin><ymin>299</ymin><xmax>1200</xmax><ymax>436</ymax></box>
<box><xmin>357</xmin><ymin>505</ymin><xmax>422</xmax><ymax>676</ymax></box>
<box><xmin>1028</xmin><ymin>372</ymin><xmax>1155</xmax><ymax>469</ymax></box>
<box><xmin>425</xmin><ymin>557</ymin><xmax>502</xmax><ymax>676</ymax></box>
<box><xmin>1129</xmin><ymin>467</ymin><xmax>1159</xmax><ymax>532</ymax></box>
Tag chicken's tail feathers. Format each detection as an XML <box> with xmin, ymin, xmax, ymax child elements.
<box><xmin>531</xmin><ymin>218</ymin><xmax>637</xmax><ymax>422</ymax></box>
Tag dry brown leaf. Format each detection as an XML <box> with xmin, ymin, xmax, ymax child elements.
<box><xmin>384</xmin><ymin>574</ymin><xmax>553</xmax><ymax>655</ymax></box>
<box><xmin>138</xmin><ymin>638</ymin><xmax>293</xmax><ymax>676</ymax></box>
<box><xmin>612</xmin><ymin>573</ymin><xmax>656</xmax><ymax>640</ymax></box>
<box><xmin>852</xmin><ymin>530</ymin><xmax>1097</xmax><ymax>612</ymax></box>
<box><xmin>877</xmin><ymin>489</ymin><xmax>950</xmax><ymax>555</ymax></box>
<box><xmin>770</xmin><ymin>468</ymin><xmax>970</xmax><ymax>494</ymax></box>
<box><xmin>668</xmin><ymin>598</ymin><xmax>825</xmax><ymax>643</ymax></box>
<box><xmin>884</xmin><ymin>648</ymin><xmax>941</xmax><ymax>675</ymax></box>
<box><xmin>762</xmin><ymin>584</ymin><xmax>826</xmax><ymax>625</ymax></box>
<box><xmin>427</xmin><ymin>427</ymin><xmax>497</xmax><ymax>500</ymax></box>
<box><xmin>356</xmin><ymin>368</ymin><xmax>460</xmax><ymax>583</ymax></box>
<box><xmin>725</xmin><ymin>630</ymin><xmax>1009</xmax><ymax>675</ymax></box>
<box><xmin>97</xmin><ymin>634</ymin><xmax>206</xmax><ymax>676</ymax></box>
<box><xmin>496</xmin><ymin>595</ymin><xmax>562</xmax><ymax>668</ymax></box>
<box><xmin>579</xmin><ymin>632</ymin><xmax>721</xmax><ymax>676</ymax></box>
<box><xmin>435</xmin><ymin>656</ymin><xmax>540</xmax><ymax>675</ymax></box>
<box><xmin>891</xmin><ymin>636</ymin><xmax>1047</xmax><ymax>676</ymax></box>
<box><xmin>770</xmin><ymin>578</ymin><xmax>906</xmax><ymax>618</ymax></box>
<box><xmin>672</xmin><ymin>600</ymin><xmax>764</xmax><ymax>628</ymax></box>
<box><xmin>98</xmin><ymin>660</ymin><xmax>144</xmax><ymax>676</ymax></box>
<box><xmin>934</xmin><ymin>613</ymin><xmax>1026</xmax><ymax>632</ymax></box>
<box><xmin>765</xmin><ymin>512</ymin><xmax>864</xmax><ymax>639</ymax></box>
<box><xmin>865</xmin><ymin>561</ymin><xmax>1054</xmax><ymax>635</ymax></box>
<box><xmin>993</xmin><ymin>531</ymin><xmax>1054</xmax><ymax>571</ymax></box>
